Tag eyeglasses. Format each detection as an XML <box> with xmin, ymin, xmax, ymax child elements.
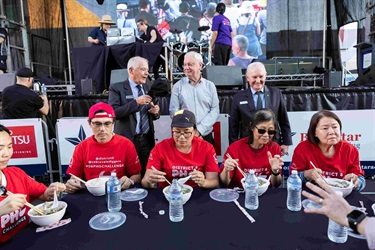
<box><xmin>91</xmin><ymin>121</ymin><xmax>114</xmax><ymax>128</ymax></box>
<box><xmin>172</xmin><ymin>131</ymin><xmax>193</xmax><ymax>138</ymax></box>
<box><xmin>255</xmin><ymin>126</ymin><xmax>277</xmax><ymax>135</ymax></box>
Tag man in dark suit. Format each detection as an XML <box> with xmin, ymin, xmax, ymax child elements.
<box><xmin>230</xmin><ymin>62</ymin><xmax>292</xmax><ymax>156</ymax></box>
<box><xmin>109</xmin><ymin>56</ymin><xmax>160</xmax><ymax>176</ymax></box>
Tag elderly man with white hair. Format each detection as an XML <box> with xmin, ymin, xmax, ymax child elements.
<box><xmin>169</xmin><ymin>51</ymin><xmax>220</xmax><ymax>146</ymax></box>
<box><xmin>228</xmin><ymin>35</ymin><xmax>255</xmax><ymax>69</ymax></box>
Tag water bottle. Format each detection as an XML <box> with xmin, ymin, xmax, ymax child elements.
<box><xmin>244</xmin><ymin>170</ymin><xmax>259</xmax><ymax>210</ymax></box>
<box><xmin>287</xmin><ymin>170</ymin><xmax>302</xmax><ymax>211</ymax></box>
<box><xmin>107</xmin><ymin>172</ymin><xmax>122</xmax><ymax>212</ymax></box>
<box><xmin>327</xmin><ymin>191</ymin><xmax>347</xmax><ymax>243</ymax></box>
<box><xmin>169</xmin><ymin>179</ymin><xmax>184</xmax><ymax>222</ymax></box>
<box><xmin>41</xmin><ymin>83</ymin><xmax>47</xmax><ymax>95</ymax></box>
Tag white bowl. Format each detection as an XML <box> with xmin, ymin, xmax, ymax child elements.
<box><xmin>241</xmin><ymin>177</ymin><xmax>270</xmax><ymax>196</ymax></box>
<box><xmin>28</xmin><ymin>201</ymin><xmax>67</xmax><ymax>226</ymax></box>
<box><xmin>163</xmin><ymin>184</ymin><xmax>193</xmax><ymax>204</ymax></box>
<box><xmin>86</xmin><ymin>177</ymin><xmax>110</xmax><ymax>196</ymax></box>
<box><xmin>326</xmin><ymin>178</ymin><xmax>353</xmax><ymax>197</ymax></box>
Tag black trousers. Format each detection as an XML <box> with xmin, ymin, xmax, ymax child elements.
<box><xmin>212</xmin><ymin>43</ymin><xmax>231</xmax><ymax>66</ymax></box>
<box><xmin>133</xmin><ymin>134</ymin><xmax>153</xmax><ymax>177</ymax></box>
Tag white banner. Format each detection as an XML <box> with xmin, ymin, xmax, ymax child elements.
<box><xmin>282</xmin><ymin>110</ymin><xmax>375</xmax><ymax>174</ymax></box>
<box><xmin>0</xmin><ymin>118</ymin><xmax>46</xmax><ymax>165</ymax></box>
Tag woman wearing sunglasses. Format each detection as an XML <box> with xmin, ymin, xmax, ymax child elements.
<box><xmin>220</xmin><ymin>109</ymin><xmax>283</xmax><ymax>188</ymax></box>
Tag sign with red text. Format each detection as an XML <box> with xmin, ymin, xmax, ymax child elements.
<box><xmin>282</xmin><ymin>110</ymin><xmax>375</xmax><ymax>174</ymax></box>
<box><xmin>0</xmin><ymin>118</ymin><xmax>46</xmax><ymax>165</ymax></box>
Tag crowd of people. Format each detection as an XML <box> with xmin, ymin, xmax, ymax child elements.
<box><xmin>86</xmin><ymin>0</ymin><xmax>267</xmax><ymax>76</ymax></box>
<box><xmin>0</xmin><ymin>0</ymin><xmax>373</xmax><ymax>247</ymax></box>
<box><xmin>1</xmin><ymin>52</ymin><xmax>372</xmax><ymax>245</ymax></box>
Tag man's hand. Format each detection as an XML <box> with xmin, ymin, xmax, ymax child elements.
<box><xmin>148</xmin><ymin>102</ymin><xmax>159</xmax><ymax>114</ymax></box>
<box><xmin>136</xmin><ymin>95</ymin><xmax>152</xmax><ymax>106</ymax></box>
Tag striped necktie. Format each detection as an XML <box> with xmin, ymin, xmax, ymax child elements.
<box><xmin>256</xmin><ymin>91</ymin><xmax>263</xmax><ymax>110</ymax></box>
<box><xmin>137</xmin><ymin>85</ymin><xmax>150</xmax><ymax>134</ymax></box>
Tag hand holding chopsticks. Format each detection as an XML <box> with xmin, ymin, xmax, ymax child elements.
<box><xmin>226</xmin><ymin>153</ymin><xmax>247</xmax><ymax>178</ymax></box>
<box><xmin>309</xmin><ymin>161</ymin><xmax>329</xmax><ymax>185</ymax></box>
<box><xmin>1</xmin><ymin>188</ymin><xmax>44</xmax><ymax>215</ymax></box>
<box><xmin>151</xmin><ymin>167</ymin><xmax>172</xmax><ymax>185</ymax></box>
<box><xmin>68</xmin><ymin>173</ymin><xmax>87</xmax><ymax>184</ymax></box>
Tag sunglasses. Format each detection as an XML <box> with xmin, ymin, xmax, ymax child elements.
<box><xmin>255</xmin><ymin>126</ymin><xmax>277</xmax><ymax>136</ymax></box>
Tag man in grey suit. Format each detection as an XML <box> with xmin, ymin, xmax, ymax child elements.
<box><xmin>229</xmin><ymin>62</ymin><xmax>292</xmax><ymax>156</ymax></box>
<box><xmin>109</xmin><ymin>56</ymin><xmax>160</xmax><ymax>176</ymax></box>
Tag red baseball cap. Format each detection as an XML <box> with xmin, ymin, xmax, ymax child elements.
<box><xmin>88</xmin><ymin>102</ymin><xmax>116</xmax><ymax>119</ymax></box>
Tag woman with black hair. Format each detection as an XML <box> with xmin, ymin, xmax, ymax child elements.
<box><xmin>220</xmin><ymin>109</ymin><xmax>283</xmax><ymax>188</ymax></box>
<box><xmin>210</xmin><ymin>3</ymin><xmax>234</xmax><ymax>65</ymax></box>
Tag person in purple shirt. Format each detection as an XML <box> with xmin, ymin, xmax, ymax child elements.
<box><xmin>210</xmin><ymin>3</ymin><xmax>234</xmax><ymax>65</ymax></box>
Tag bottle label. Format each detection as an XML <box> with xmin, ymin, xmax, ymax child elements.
<box><xmin>108</xmin><ymin>185</ymin><xmax>120</xmax><ymax>193</ymax></box>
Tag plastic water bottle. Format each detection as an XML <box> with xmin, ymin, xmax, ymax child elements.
<box><xmin>327</xmin><ymin>191</ymin><xmax>347</xmax><ymax>243</ymax></box>
<box><xmin>41</xmin><ymin>83</ymin><xmax>47</xmax><ymax>95</ymax></box>
<box><xmin>244</xmin><ymin>170</ymin><xmax>259</xmax><ymax>210</ymax></box>
<box><xmin>169</xmin><ymin>179</ymin><xmax>184</xmax><ymax>222</ymax></box>
<box><xmin>107</xmin><ymin>172</ymin><xmax>122</xmax><ymax>212</ymax></box>
<box><xmin>287</xmin><ymin>170</ymin><xmax>302</xmax><ymax>211</ymax></box>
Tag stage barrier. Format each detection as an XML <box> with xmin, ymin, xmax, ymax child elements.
<box><xmin>0</xmin><ymin>118</ymin><xmax>55</xmax><ymax>183</ymax></box>
<box><xmin>55</xmin><ymin>110</ymin><xmax>374</xmax><ymax>182</ymax></box>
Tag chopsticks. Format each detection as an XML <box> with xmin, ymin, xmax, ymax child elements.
<box><xmin>151</xmin><ymin>167</ymin><xmax>172</xmax><ymax>186</ymax></box>
<box><xmin>69</xmin><ymin>173</ymin><xmax>87</xmax><ymax>184</ymax></box>
<box><xmin>6</xmin><ymin>190</ymin><xmax>44</xmax><ymax>215</ymax></box>
<box><xmin>309</xmin><ymin>161</ymin><xmax>329</xmax><ymax>185</ymax></box>
<box><xmin>233</xmin><ymin>200</ymin><xmax>255</xmax><ymax>223</ymax></box>
<box><xmin>226</xmin><ymin>153</ymin><xmax>247</xmax><ymax>178</ymax></box>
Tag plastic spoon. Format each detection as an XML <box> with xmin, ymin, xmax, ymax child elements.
<box><xmin>177</xmin><ymin>175</ymin><xmax>191</xmax><ymax>185</ymax></box>
<box><xmin>51</xmin><ymin>190</ymin><xmax>59</xmax><ymax>209</ymax></box>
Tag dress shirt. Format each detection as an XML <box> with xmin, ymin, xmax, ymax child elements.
<box><xmin>169</xmin><ymin>77</ymin><xmax>220</xmax><ymax>136</ymax></box>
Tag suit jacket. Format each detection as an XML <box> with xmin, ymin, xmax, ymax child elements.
<box><xmin>108</xmin><ymin>80</ymin><xmax>159</xmax><ymax>146</ymax></box>
<box><xmin>229</xmin><ymin>86</ymin><xmax>293</xmax><ymax>146</ymax></box>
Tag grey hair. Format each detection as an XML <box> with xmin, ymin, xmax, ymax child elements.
<box><xmin>233</xmin><ymin>35</ymin><xmax>248</xmax><ymax>52</ymax></box>
<box><xmin>185</xmin><ymin>51</ymin><xmax>203</xmax><ymax>64</ymax></box>
<box><xmin>246</xmin><ymin>61</ymin><xmax>267</xmax><ymax>75</ymax></box>
<box><xmin>127</xmin><ymin>56</ymin><xmax>148</xmax><ymax>71</ymax></box>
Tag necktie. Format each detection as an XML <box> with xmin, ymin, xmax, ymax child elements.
<box><xmin>123</xmin><ymin>19</ymin><xmax>127</xmax><ymax>28</ymax></box>
<box><xmin>256</xmin><ymin>91</ymin><xmax>263</xmax><ymax>110</ymax></box>
<box><xmin>137</xmin><ymin>85</ymin><xmax>150</xmax><ymax>134</ymax></box>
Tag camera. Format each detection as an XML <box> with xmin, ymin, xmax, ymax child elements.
<box><xmin>33</xmin><ymin>81</ymin><xmax>47</xmax><ymax>95</ymax></box>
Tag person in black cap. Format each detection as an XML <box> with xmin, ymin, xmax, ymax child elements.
<box><xmin>1</xmin><ymin>67</ymin><xmax>49</xmax><ymax>118</ymax></box>
<box><xmin>0</xmin><ymin>28</ymin><xmax>7</xmax><ymax>74</ymax></box>
<box><xmin>141</xmin><ymin>109</ymin><xmax>220</xmax><ymax>189</ymax></box>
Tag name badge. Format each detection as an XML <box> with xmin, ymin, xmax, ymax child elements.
<box><xmin>126</xmin><ymin>95</ymin><xmax>134</xmax><ymax>99</ymax></box>
<box><xmin>240</xmin><ymin>101</ymin><xmax>248</xmax><ymax>105</ymax></box>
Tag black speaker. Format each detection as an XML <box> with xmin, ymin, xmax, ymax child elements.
<box><xmin>0</xmin><ymin>73</ymin><xmax>15</xmax><ymax>92</ymax></box>
<box><xmin>202</xmin><ymin>66</ymin><xmax>243</xmax><ymax>89</ymax></box>
<box><xmin>354</xmin><ymin>64</ymin><xmax>375</xmax><ymax>86</ymax></box>
<box><xmin>81</xmin><ymin>79</ymin><xmax>96</xmax><ymax>94</ymax></box>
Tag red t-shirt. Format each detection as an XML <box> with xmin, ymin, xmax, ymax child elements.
<box><xmin>0</xmin><ymin>167</ymin><xmax>46</xmax><ymax>243</ymax></box>
<box><xmin>291</xmin><ymin>140</ymin><xmax>364</xmax><ymax>178</ymax></box>
<box><xmin>147</xmin><ymin>137</ymin><xmax>219</xmax><ymax>188</ymax></box>
<box><xmin>221</xmin><ymin>138</ymin><xmax>281</xmax><ymax>188</ymax></box>
<box><xmin>66</xmin><ymin>134</ymin><xmax>141</xmax><ymax>180</ymax></box>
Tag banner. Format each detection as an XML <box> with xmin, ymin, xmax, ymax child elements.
<box><xmin>0</xmin><ymin>118</ymin><xmax>48</xmax><ymax>176</ymax></box>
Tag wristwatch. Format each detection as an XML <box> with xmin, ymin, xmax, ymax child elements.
<box><xmin>347</xmin><ymin>209</ymin><xmax>367</xmax><ymax>234</ymax></box>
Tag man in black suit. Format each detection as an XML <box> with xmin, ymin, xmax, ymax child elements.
<box><xmin>109</xmin><ymin>56</ymin><xmax>160</xmax><ymax>176</ymax></box>
<box><xmin>229</xmin><ymin>62</ymin><xmax>292</xmax><ymax>156</ymax></box>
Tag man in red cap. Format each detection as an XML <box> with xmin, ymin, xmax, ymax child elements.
<box><xmin>65</xmin><ymin>102</ymin><xmax>141</xmax><ymax>192</ymax></box>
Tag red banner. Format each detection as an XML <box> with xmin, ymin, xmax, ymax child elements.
<box><xmin>8</xmin><ymin>126</ymin><xmax>38</xmax><ymax>158</ymax></box>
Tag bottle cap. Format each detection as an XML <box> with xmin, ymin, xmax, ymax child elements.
<box><xmin>159</xmin><ymin>210</ymin><xmax>165</xmax><ymax>215</ymax></box>
<box><xmin>249</xmin><ymin>170</ymin><xmax>255</xmax><ymax>174</ymax></box>
<box><xmin>111</xmin><ymin>172</ymin><xmax>116</xmax><ymax>177</ymax></box>
<box><xmin>292</xmin><ymin>170</ymin><xmax>298</xmax><ymax>175</ymax></box>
